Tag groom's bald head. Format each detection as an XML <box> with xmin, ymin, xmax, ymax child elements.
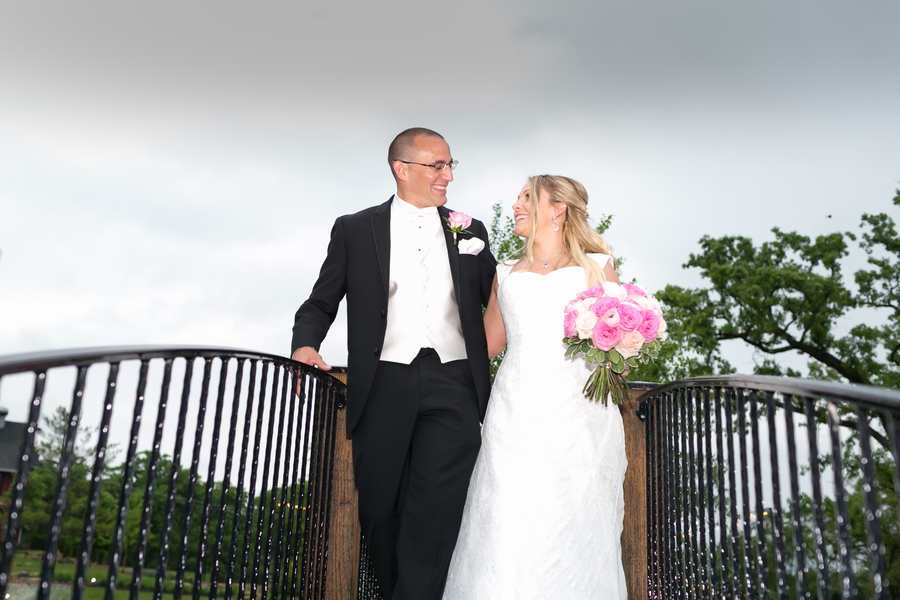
<box><xmin>388</xmin><ymin>127</ymin><xmax>445</xmax><ymax>179</ymax></box>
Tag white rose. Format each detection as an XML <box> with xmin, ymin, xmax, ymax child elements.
<box><xmin>577</xmin><ymin>297</ymin><xmax>595</xmax><ymax>314</ymax></box>
<box><xmin>633</xmin><ymin>295</ymin><xmax>654</xmax><ymax>311</ymax></box>
<box><xmin>575</xmin><ymin>311</ymin><xmax>599</xmax><ymax>339</ymax></box>
<box><xmin>615</xmin><ymin>330</ymin><xmax>645</xmax><ymax>359</ymax></box>
<box><xmin>601</xmin><ymin>281</ymin><xmax>627</xmax><ymax>300</ymax></box>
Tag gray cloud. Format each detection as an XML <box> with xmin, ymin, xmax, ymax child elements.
<box><xmin>1</xmin><ymin>1</ymin><xmax>899</xmax><ymax>423</ymax></box>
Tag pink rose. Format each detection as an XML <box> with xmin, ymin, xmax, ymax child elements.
<box><xmin>576</xmin><ymin>286</ymin><xmax>604</xmax><ymax>301</ymax></box>
<box><xmin>447</xmin><ymin>211</ymin><xmax>472</xmax><ymax>230</ymax></box>
<box><xmin>638</xmin><ymin>310</ymin><xmax>661</xmax><ymax>342</ymax></box>
<box><xmin>591</xmin><ymin>296</ymin><xmax>620</xmax><ymax>317</ymax></box>
<box><xmin>592</xmin><ymin>322</ymin><xmax>623</xmax><ymax>352</ymax></box>
<box><xmin>597</xmin><ymin>308</ymin><xmax>620</xmax><ymax>328</ymax></box>
<box><xmin>617</xmin><ymin>302</ymin><xmax>643</xmax><ymax>332</ymax></box>
<box><xmin>624</xmin><ymin>283</ymin><xmax>647</xmax><ymax>297</ymax></box>
<box><xmin>615</xmin><ymin>330</ymin><xmax>645</xmax><ymax>359</ymax></box>
<box><xmin>564</xmin><ymin>310</ymin><xmax>578</xmax><ymax>338</ymax></box>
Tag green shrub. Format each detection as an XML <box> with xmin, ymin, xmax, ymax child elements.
<box><xmin>54</xmin><ymin>571</ymin><xmax>74</xmax><ymax>583</ymax></box>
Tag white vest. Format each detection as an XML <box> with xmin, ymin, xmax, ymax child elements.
<box><xmin>380</xmin><ymin>196</ymin><xmax>467</xmax><ymax>364</ymax></box>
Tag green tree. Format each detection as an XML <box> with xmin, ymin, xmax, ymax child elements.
<box><xmin>650</xmin><ymin>190</ymin><xmax>900</xmax><ymax>387</ymax></box>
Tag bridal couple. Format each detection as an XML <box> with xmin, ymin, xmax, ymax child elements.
<box><xmin>291</xmin><ymin>128</ymin><xmax>628</xmax><ymax>600</ymax></box>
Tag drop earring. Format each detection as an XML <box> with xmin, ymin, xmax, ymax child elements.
<box><xmin>552</xmin><ymin>213</ymin><xmax>560</xmax><ymax>232</ymax></box>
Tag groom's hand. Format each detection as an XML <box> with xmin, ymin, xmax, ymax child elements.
<box><xmin>292</xmin><ymin>346</ymin><xmax>332</xmax><ymax>371</ymax></box>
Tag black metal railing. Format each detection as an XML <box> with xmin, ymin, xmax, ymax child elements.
<box><xmin>0</xmin><ymin>346</ymin><xmax>346</xmax><ymax>600</ymax></box>
<box><xmin>641</xmin><ymin>375</ymin><xmax>900</xmax><ymax>600</ymax></box>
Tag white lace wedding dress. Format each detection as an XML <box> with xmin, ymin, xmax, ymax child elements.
<box><xmin>443</xmin><ymin>254</ymin><xmax>628</xmax><ymax>600</ymax></box>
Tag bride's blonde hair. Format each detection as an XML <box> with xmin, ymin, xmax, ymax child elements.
<box><xmin>518</xmin><ymin>175</ymin><xmax>614</xmax><ymax>287</ymax></box>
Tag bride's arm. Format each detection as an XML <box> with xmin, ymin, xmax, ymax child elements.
<box><xmin>484</xmin><ymin>274</ymin><xmax>506</xmax><ymax>359</ymax></box>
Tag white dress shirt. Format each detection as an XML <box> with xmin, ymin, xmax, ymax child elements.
<box><xmin>381</xmin><ymin>195</ymin><xmax>467</xmax><ymax>364</ymax></box>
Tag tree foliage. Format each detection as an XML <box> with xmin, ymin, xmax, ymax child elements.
<box><xmin>644</xmin><ymin>190</ymin><xmax>900</xmax><ymax>387</ymax></box>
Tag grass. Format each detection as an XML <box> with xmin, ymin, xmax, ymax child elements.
<box><xmin>9</xmin><ymin>553</ymin><xmax>243</xmax><ymax>600</ymax></box>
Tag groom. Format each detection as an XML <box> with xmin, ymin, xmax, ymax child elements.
<box><xmin>291</xmin><ymin>128</ymin><xmax>496</xmax><ymax>600</ymax></box>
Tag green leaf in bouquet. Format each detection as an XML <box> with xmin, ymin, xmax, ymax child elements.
<box><xmin>565</xmin><ymin>344</ymin><xmax>580</xmax><ymax>358</ymax></box>
<box><xmin>579</xmin><ymin>340</ymin><xmax>592</xmax><ymax>354</ymax></box>
<box><xmin>626</xmin><ymin>357</ymin><xmax>640</xmax><ymax>368</ymax></box>
<box><xmin>610</xmin><ymin>360</ymin><xmax>626</xmax><ymax>374</ymax></box>
<box><xmin>585</xmin><ymin>348</ymin><xmax>599</xmax><ymax>363</ymax></box>
<box><xmin>608</xmin><ymin>347</ymin><xmax>623</xmax><ymax>364</ymax></box>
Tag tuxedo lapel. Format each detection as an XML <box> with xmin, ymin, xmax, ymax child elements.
<box><xmin>372</xmin><ymin>197</ymin><xmax>393</xmax><ymax>305</ymax></box>
<box><xmin>438</xmin><ymin>206</ymin><xmax>462</xmax><ymax>305</ymax></box>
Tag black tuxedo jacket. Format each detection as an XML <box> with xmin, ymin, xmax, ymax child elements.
<box><xmin>292</xmin><ymin>197</ymin><xmax>497</xmax><ymax>433</ymax></box>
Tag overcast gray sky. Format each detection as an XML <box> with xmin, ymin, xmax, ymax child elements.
<box><xmin>2</xmin><ymin>0</ymin><xmax>899</xmax><ymax>418</ymax></box>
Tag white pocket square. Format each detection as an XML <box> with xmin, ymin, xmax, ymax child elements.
<box><xmin>458</xmin><ymin>237</ymin><xmax>485</xmax><ymax>255</ymax></box>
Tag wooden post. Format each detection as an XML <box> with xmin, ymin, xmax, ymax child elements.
<box><xmin>620</xmin><ymin>388</ymin><xmax>648</xmax><ymax>599</ymax></box>
<box><xmin>324</xmin><ymin>373</ymin><xmax>361</xmax><ymax>600</ymax></box>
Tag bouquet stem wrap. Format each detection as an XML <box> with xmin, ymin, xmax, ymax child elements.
<box><xmin>583</xmin><ymin>362</ymin><xmax>631</xmax><ymax>407</ymax></box>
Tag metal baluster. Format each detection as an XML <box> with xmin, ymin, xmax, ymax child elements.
<box><xmin>889</xmin><ymin>413</ymin><xmax>900</xmax><ymax>536</ymax></box>
<box><xmin>655</xmin><ymin>394</ymin><xmax>666</xmax><ymax>599</ymax></box>
<box><xmin>856</xmin><ymin>406</ymin><xmax>888</xmax><ymax>598</ymax></box>
<box><xmin>251</xmin><ymin>362</ymin><xmax>280</xmax><ymax>600</ymax></box>
<box><xmin>0</xmin><ymin>371</ymin><xmax>46</xmax><ymax>596</ymax></box>
<box><xmin>154</xmin><ymin>358</ymin><xmax>195</xmax><ymax>600</ymax></box>
<box><xmin>213</xmin><ymin>358</ymin><xmax>245</xmax><ymax>600</ymax></box>
<box><xmin>764</xmin><ymin>391</ymin><xmax>788</xmax><ymax>599</ymax></box>
<box><xmin>724</xmin><ymin>388</ymin><xmax>742</xmax><ymax>598</ymax></box>
<box><xmin>260</xmin><ymin>367</ymin><xmax>290</xmax><ymax>599</ymax></box>
<box><xmin>174</xmin><ymin>358</ymin><xmax>214</xmax><ymax>600</ymax></box>
<box><xmin>695</xmin><ymin>388</ymin><xmax>708</xmax><ymax>598</ymax></box>
<box><xmin>226</xmin><ymin>359</ymin><xmax>256</xmax><ymax>600</ymax></box>
<box><xmin>736</xmin><ymin>388</ymin><xmax>757</xmax><ymax>598</ymax></box>
<box><xmin>309</xmin><ymin>378</ymin><xmax>332</xmax><ymax>598</ymax></box>
<box><xmin>687</xmin><ymin>388</ymin><xmax>700</xmax><ymax>598</ymax></box>
<box><xmin>281</xmin><ymin>366</ymin><xmax>305</xmax><ymax>600</ymax></box>
<box><xmin>749</xmin><ymin>390</ymin><xmax>770</xmax><ymax>598</ymax></box>
<box><xmin>131</xmin><ymin>359</ymin><xmax>173</xmax><ymax>600</ymax></box>
<box><xmin>647</xmin><ymin>395</ymin><xmax>658</xmax><ymax>598</ymax></box>
<box><xmin>296</xmin><ymin>375</ymin><xmax>317</xmax><ymax>597</ymax></box>
<box><xmin>663</xmin><ymin>391</ymin><xmax>676</xmax><ymax>598</ymax></box>
<box><xmin>38</xmin><ymin>365</ymin><xmax>89</xmax><ymax>600</ymax></box>
<box><xmin>192</xmin><ymin>358</ymin><xmax>230</xmax><ymax>600</ymax></box>
<box><xmin>826</xmin><ymin>400</ymin><xmax>856</xmax><ymax>599</ymax></box>
<box><xmin>104</xmin><ymin>361</ymin><xmax>146</xmax><ymax>600</ymax></box>
<box><xmin>273</xmin><ymin>366</ymin><xmax>300</xmax><ymax>600</ymax></box>
<box><xmin>704</xmin><ymin>388</ymin><xmax>718</xmax><ymax>599</ymax></box>
<box><xmin>804</xmin><ymin>398</ymin><xmax>830</xmax><ymax>600</ymax></box>
<box><xmin>243</xmin><ymin>362</ymin><xmax>270</xmax><ymax>600</ymax></box>
<box><xmin>300</xmin><ymin>377</ymin><xmax>323</xmax><ymax>597</ymax></box>
<box><xmin>782</xmin><ymin>395</ymin><xmax>809</xmax><ymax>598</ymax></box>
<box><xmin>678</xmin><ymin>389</ymin><xmax>690</xmax><ymax>598</ymax></box>
<box><xmin>714</xmin><ymin>388</ymin><xmax>729</xmax><ymax>598</ymax></box>
<box><xmin>76</xmin><ymin>363</ymin><xmax>120</xmax><ymax>600</ymax></box>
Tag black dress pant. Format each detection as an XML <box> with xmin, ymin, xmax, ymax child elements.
<box><xmin>352</xmin><ymin>349</ymin><xmax>482</xmax><ymax>600</ymax></box>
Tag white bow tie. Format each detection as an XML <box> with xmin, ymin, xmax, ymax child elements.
<box><xmin>398</xmin><ymin>205</ymin><xmax>438</xmax><ymax>223</ymax></box>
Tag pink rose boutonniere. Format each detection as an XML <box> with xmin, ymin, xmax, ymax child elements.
<box><xmin>562</xmin><ymin>281</ymin><xmax>667</xmax><ymax>406</ymax></box>
<box><xmin>444</xmin><ymin>211</ymin><xmax>473</xmax><ymax>244</ymax></box>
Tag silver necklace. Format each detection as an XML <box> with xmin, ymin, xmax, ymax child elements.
<box><xmin>538</xmin><ymin>251</ymin><xmax>563</xmax><ymax>268</ymax></box>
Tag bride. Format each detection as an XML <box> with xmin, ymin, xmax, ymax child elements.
<box><xmin>443</xmin><ymin>175</ymin><xmax>628</xmax><ymax>599</ymax></box>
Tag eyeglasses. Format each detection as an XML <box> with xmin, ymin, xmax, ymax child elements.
<box><xmin>396</xmin><ymin>159</ymin><xmax>458</xmax><ymax>172</ymax></box>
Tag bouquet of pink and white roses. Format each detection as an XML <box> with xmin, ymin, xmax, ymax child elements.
<box><xmin>563</xmin><ymin>281</ymin><xmax>667</xmax><ymax>406</ymax></box>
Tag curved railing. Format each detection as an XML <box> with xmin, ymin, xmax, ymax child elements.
<box><xmin>0</xmin><ymin>346</ymin><xmax>347</xmax><ymax>600</ymax></box>
<box><xmin>639</xmin><ymin>375</ymin><xmax>899</xmax><ymax>600</ymax></box>
<box><xmin>3</xmin><ymin>349</ymin><xmax>897</xmax><ymax>599</ymax></box>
